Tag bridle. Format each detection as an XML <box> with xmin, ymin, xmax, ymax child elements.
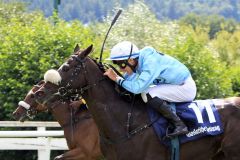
<box><xmin>56</xmin><ymin>55</ymin><xmax>107</xmax><ymax>101</ymax></box>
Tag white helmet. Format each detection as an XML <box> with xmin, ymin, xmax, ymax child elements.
<box><xmin>106</xmin><ymin>41</ymin><xmax>139</xmax><ymax>60</ymax></box>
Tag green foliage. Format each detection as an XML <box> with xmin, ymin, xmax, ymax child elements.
<box><xmin>0</xmin><ymin>1</ymin><xmax>26</xmax><ymax>22</ymax></box>
<box><xmin>180</xmin><ymin>13</ymin><xmax>238</xmax><ymax>39</ymax></box>
<box><xmin>0</xmin><ymin>151</ymin><xmax>38</xmax><ymax>160</ymax></box>
<box><xmin>209</xmin><ymin>30</ymin><xmax>240</xmax><ymax>66</ymax></box>
<box><xmin>227</xmin><ymin>66</ymin><xmax>240</xmax><ymax>95</ymax></box>
<box><xmin>0</xmin><ymin>3</ymin><xmax>99</xmax><ymax>121</ymax></box>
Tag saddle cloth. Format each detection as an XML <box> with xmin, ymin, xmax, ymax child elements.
<box><xmin>147</xmin><ymin>99</ymin><xmax>223</xmax><ymax>146</ymax></box>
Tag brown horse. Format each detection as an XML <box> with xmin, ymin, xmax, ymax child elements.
<box><xmin>12</xmin><ymin>81</ymin><xmax>102</xmax><ymax>160</ymax></box>
<box><xmin>28</xmin><ymin>45</ymin><xmax>240</xmax><ymax>160</ymax></box>
<box><xmin>52</xmin><ymin>45</ymin><xmax>240</xmax><ymax>160</ymax></box>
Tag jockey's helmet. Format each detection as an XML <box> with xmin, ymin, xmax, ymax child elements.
<box><xmin>106</xmin><ymin>41</ymin><xmax>139</xmax><ymax>61</ymax></box>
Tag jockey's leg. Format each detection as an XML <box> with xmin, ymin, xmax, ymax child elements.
<box><xmin>142</xmin><ymin>77</ymin><xmax>196</xmax><ymax>137</ymax></box>
<box><xmin>146</xmin><ymin>76</ymin><xmax>197</xmax><ymax>103</ymax></box>
<box><xmin>147</xmin><ymin>95</ymin><xmax>188</xmax><ymax>137</ymax></box>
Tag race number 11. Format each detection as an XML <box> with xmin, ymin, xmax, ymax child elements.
<box><xmin>188</xmin><ymin>102</ymin><xmax>216</xmax><ymax>124</ymax></box>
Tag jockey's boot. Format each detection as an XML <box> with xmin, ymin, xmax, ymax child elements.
<box><xmin>147</xmin><ymin>96</ymin><xmax>189</xmax><ymax>137</ymax></box>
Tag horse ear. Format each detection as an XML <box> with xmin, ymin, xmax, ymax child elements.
<box><xmin>74</xmin><ymin>44</ymin><xmax>80</xmax><ymax>53</ymax></box>
<box><xmin>79</xmin><ymin>44</ymin><xmax>93</xmax><ymax>58</ymax></box>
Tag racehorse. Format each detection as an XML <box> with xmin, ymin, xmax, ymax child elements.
<box><xmin>12</xmin><ymin>80</ymin><xmax>102</xmax><ymax>160</ymax></box>
<box><xmin>28</xmin><ymin>44</ymin><xmax>240</xmax><ymax>160</ymax></box>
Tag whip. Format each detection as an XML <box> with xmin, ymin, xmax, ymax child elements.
<box><xmin>99</xmin><ymin>9</ymin><xmax>122</xmax><ymax>63</ymax></box>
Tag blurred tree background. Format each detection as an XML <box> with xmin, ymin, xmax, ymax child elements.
<box><xmin>0</xmin><ymin>0</ymin><xmax>240</xmax><ymax>159</ymax></box>
<box><xmin>4</xmin><ymin>0</ymin><xmax>240</xmax><ymax>23</ymax></box>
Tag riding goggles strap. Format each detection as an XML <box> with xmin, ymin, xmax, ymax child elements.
<box><xmin>123</xmin><ymin>44</ymin><xmax>138</xmax><ymax>73</ymax></box>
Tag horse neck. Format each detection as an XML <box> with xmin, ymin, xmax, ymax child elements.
<box><xmin>48</xmin><ymin>102</ymin><xmax>72</xmax><ymax>128</ymax></box>
<box><xmin>83</xmin><ymin>64</ymin><xmax>148</xmax><ymax>139</ymax></box>
<box><xmin>48</xmin><ymin>101</ymin><xmax>84</xmax><ymax>148</ymax></box>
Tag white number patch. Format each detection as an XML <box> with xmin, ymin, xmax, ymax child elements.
<box><xmin>188</xmin><ymin>101</ymin><xmax>216</xmax><ymax>124</ymax></box>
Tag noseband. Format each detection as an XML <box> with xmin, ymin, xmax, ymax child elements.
<box><xmin>18</xmin><ymin>100</ymin><xmax>38</xmax><ymax>119</ymax></box>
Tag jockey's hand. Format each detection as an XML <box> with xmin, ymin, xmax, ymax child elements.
<box><xmin>70</xmin><ymin>100</ymin><xmax>83</xmax><ymax>110</ymax></box>
<box><xmin>104</xmin><ymin>68</ymin><xmax>118</xmax><ymax>82</ymax></box>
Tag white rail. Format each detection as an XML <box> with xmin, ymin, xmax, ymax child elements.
<box><xmin>0</xmin><ymin>121</ymin><xmax>68</xmax><ymax>160</ymax></box>
<box><xmin>0</xmin><ymin>131</ymin><xmax>64</xmax><ymax>137</ymax></box>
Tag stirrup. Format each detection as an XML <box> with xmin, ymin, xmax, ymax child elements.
<box><xmin>163</xmin><ymin>126</ymin><xmax>175</xmax><ymax>140</ymax></box>
<box><xmin>167</xmin><ymin>127</ymin><xmax>188</xmax><ymax>138</ymax></box>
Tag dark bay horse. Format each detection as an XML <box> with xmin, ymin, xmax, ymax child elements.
<box><xmin>30</xmin><ymin>45</ymin><xmax>240</xmax><ymax>160</ymax></box>
<box><xmin>12</xmin><ymin>81</ymin><xmax>102</xmax><ymax>160</ymax></box>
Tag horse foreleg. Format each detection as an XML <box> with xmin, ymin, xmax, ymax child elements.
<box><xmin>54</xmin><ymin>148</ymin><xmax>87</xmax><ymax>160</ymax></box>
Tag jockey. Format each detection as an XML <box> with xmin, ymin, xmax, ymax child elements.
<box><xmin>104</xmin><ymin>41</ymin><xmax>197</xmax><ymax>137</ymax></box>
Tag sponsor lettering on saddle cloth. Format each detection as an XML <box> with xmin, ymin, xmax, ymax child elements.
<box><xmin>147</xmin><ymin>99</ymin><xmax>223</xmax><ymax>146</ymax></box>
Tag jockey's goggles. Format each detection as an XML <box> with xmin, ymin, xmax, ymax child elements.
<box><xmin>112</xmin><ymin>60</ymin><xmax>128</xmax><ymax>69</ymax></box>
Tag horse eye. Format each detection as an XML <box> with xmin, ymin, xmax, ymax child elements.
<box><xmin>62</xmin><ymin>64</ymin><xmax>70</xmax><ymax>72</ymax></box>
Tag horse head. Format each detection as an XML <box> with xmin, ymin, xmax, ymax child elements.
<box><xmin>58</xmin><ymin>44</ymin><xmax>97</xmax><ymax>89</ymax></box>
<box><xmin>55</xmin><ymin>44</ymin><xmax>109</xmax><ymax>104</ymax></box>
<box><xmin>12</xmin><ymin>80</ymin><xmax>46</xmax><ymax>121</ymax></box>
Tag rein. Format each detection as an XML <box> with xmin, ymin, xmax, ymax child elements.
<box><xmin>58</xmin><ymin>77</ymin><xmax>106</xmax><ymax>98</ymax></box>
